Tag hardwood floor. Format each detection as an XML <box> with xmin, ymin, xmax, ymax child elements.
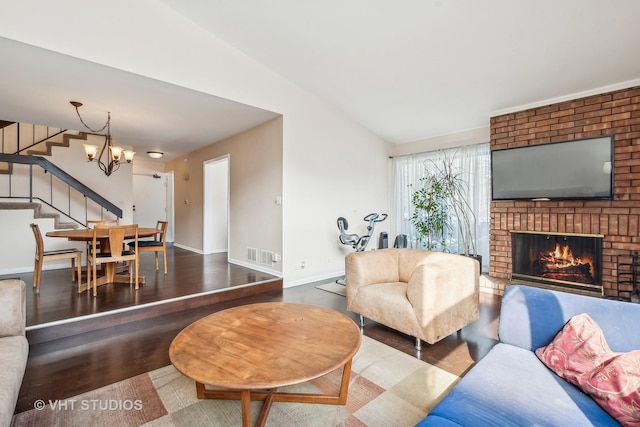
<box><xmin>5</xmin><ymin>246</ymin><xmax>501</xmax><ymax>415</ymax></box>
<box><xmin>19</xmin><ymin>246</ymin><xmax>280</xmax><ymax>327</ymax></box>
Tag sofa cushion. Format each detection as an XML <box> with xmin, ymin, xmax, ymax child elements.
<box><xmin>417</xmin><ymin>343</ymin><xmax>619</xmax><ymax>426</ymax></box>
<box><xmin>0</xmin><ymin>336</ymin><xmax>29</xmax><ymax>427</ymax></box>
<box><xmin>0</xmin><ymin>280</ymin><xmax>25</xmax><ymax>338</ymax></box>
<box><xmin>536</xmin><ymin>313</ymin><xmax>640</xmax><ymax>425</ymax></box>
<box><xmin>498</xmin><ymin>285</ymin><xmax>640</xmax><ymax>352</ymax></box>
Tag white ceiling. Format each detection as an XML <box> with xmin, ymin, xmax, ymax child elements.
<box><xmin>1</xmin><ymin>0</ymin><xmax>640</xmax><ymax>161</ymax></box>
<box><xmin>0</xmin><ymin>37</ymin><xmax>280</xmax><ymax>162</ymax></box>
<box><xmin>161</xmin><ymin>0</ymin><xmax>640</xmax><ymax>142</ymax></box>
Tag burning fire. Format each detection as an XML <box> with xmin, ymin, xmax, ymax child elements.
<box><xmin>541</xmin><ymin>242</ymin><xmax>585</xmax><ymax>268</ymax></box>
<box><xmin>537</xmin><ymin>242</ymin><xmax>594</xmax><ymax>284</ymax></box>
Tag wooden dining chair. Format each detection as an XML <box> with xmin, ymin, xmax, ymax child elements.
<box><xmin>86</xmin><ymin>219</ymin><xmax>119</xmax><ymax>253</ymax></box>
<box><xmin>87</xmin><ymin>224</ymin><xmax>139</xmax><ymax>297</ymax></box>
<box><xmin>86</xmin><ymin>219</ymin><xmax>122</xmax><ymax>274</ymax></box>
<box><xmin>128</xmin><ymin>221</ymin><xmax>168</xmax><ymax>274</ymax></box>
<box><xmin>86</xmin><ymin>219</ymin><xmax>119</xmax><ymax>227</ymax></box>
<box><xmin>30</xmin><ymin>223</ymin><xmax>82</xmax><ymax>294</ymax></box>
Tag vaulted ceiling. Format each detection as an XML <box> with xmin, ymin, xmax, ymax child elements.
<box><xmin>1</xmin><ymin>0</ymin><xmax>639</xmax><ymax>160</ymax></box>
<box><xmin>161</xmin><ymin>0</ymin><xmax>640</xmax><ymax>143</ymax></box>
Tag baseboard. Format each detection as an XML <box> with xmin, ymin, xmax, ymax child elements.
<box><xmin>228</xmin><ymin>258</ymin><xmax>282</xmax><ymax>277</ymax></box>
<box><xmin>284</xmin><ymin>270</ymin><xmax>344</xmax><ymax>288</ymax></box>
<box><xmin>173</xmin><ymin>243</ymin><xmax>203</xmax><ymax>254</ymax></box>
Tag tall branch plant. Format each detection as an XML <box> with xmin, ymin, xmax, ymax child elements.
<box><xmin>410</xmin><ymin>153</ymin><xmax>477</xmax><ymax>255</ymax></box>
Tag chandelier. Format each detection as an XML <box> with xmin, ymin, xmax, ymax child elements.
<box><xmin>71</xmin><ymin>101</ymin><xmax>135</xmax><ymax>176</ymax></box>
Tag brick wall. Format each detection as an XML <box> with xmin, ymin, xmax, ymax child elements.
<box><xmin>490</xmin><ymin>86</ymin><xmax>640</xmax><ymax>296</ymax></box>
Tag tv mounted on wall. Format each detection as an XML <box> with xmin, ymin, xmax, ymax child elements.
<box><xmin>491</xmin><ymin>136</ymin><xmax>614</xmax><ymax>200</ymax></box>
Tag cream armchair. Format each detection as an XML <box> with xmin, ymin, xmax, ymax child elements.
<box><xmin>346</xmin><ymin>248</ymin><xmax>479</xmax><ymax>349</ymax></box>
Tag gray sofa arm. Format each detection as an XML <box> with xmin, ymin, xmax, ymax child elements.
<box><xmin>0</xmin><ymin>279</ymin><xmax>26</xmax><ymax>338</ymax></box>
<box><xmin>499</xmin><ymin>285</ymin><xmax>640</xmax><ymax>352</ymax></box>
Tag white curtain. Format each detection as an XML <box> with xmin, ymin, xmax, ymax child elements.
<box><xmin>391</xmin><ymin>143</ymin><xmax>491</xmax><ymax>272</ymax></box>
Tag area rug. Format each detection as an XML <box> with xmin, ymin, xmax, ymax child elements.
<box><xmin>13</xmin><ymin>336</ymin><xmax>459</xmax><ymax>427</ymax></box>
<box><xmin>316</xmin><ymin>281</ymin><xmax>347</xmax><ymax>297</ymax></box>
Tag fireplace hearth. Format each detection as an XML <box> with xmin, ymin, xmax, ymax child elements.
<box><xmin>511</xmin><ymin>231</ymin><xmax>603</xmax><ymax>295</ymax></box>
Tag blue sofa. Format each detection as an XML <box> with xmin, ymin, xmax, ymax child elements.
<box><xmin>418</xmin><ymin>284</ymin><xmax>640</xmax><ymax>426</ymax></box>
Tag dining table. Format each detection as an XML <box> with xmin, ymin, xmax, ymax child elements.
<box><xmin>46</xmin><ymin>227</ymin><xmax>160</xmax><ymax>294</ymax></box>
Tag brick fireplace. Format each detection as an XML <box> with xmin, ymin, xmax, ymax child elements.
<box><xmin>511</xmin><ymin>231</ymin><xmax>603</xmax><ymax>294</ymax></box>
<box><xmin>489</xmin><ymin>86</ymin><xmax>640</xmax><ymax>297</ymax></box>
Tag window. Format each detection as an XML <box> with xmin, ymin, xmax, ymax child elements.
<box><xmin>392</xmin><ymin>143</ymin><xmax>490</xmax><ymax>272</ymax></box>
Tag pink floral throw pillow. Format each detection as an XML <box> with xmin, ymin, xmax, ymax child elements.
<box><xmin>535</xmin><ymin>313</ymin><xmax>640</xmax><ymax>426</ymax></box>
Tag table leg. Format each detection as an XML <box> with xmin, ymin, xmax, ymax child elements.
<box><xmin>337</xmin><ymin>359</ymin><xmax>353</xmax><ymax>405</ymax></box>
<box><xmin>256</xmin><ymin>393</ymin><xmax>275</xmax><ymax>427</ymax></box>
<box><xmin>194</xmin><ymin>359</ymin><xmax>354</xmax><ymax>426</ymax></box>
<box><xmin>241</xmin><ymin>389</ymin><xmax>251</xmax><ymax>427</ymax></box>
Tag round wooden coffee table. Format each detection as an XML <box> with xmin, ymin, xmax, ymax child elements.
<box><xmin>169</xmin><ymin>302</ymin><xmax>362</xmax><ymax>427</ymax></box>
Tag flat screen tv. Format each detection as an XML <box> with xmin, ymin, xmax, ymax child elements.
<box><xmin>491</xmin><ymin>136</ymin><xmax>613</xmax><ymax>200</ymax></box>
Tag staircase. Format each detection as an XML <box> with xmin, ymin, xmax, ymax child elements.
<box><xmin>0</xmin><ymin>202</ymin><xmax>78</xmax><ymax>229</ymax></box>
<box><xmin>0</xmin><ymin>120</ymin><xmax>123</xmax><ymax>225</ymax></box>
<box><xmin>0</xmin><ymin>122</ymin><xmax>87</xmax><ymax>175</ymax></box>
<box><xmin>26</xmin><ymin>131</ymin><xmax>89</xmax><ymax>157</ymax></box>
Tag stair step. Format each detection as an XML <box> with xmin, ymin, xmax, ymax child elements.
<box><xmin>22</xmin><ymin>130</ymin><xmax>87</xmax><ymax>157</ymax></box>
<box><xmin>57</xmin><ymin>222</ymin><xmax>79</xmax><ymax>229</ymax></box>
<box><xmin>36</xmin><ymin>212</ymin><xmax>58</xmax><ymax>218</ymax></box>
<box><xmin>2</xmin><ymin>126</ymin><xmax>111</xmax><ymax>227</ymax></box>
<box><xmin>0</xmin><ymin>202</ymin><xmax>79</xmax><ymax>229</ymax></box>
<box><xmin>0</xmin><ymin>202</ymin><xmax>41</xmax><ymax>211</ymax></box>
<box><xmin>0</xmin><ymin>164</ymin><xmax>12</xmax><ymax>174</ymax></box>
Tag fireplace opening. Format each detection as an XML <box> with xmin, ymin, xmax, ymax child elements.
<box><xmin>511</xmin><ymin>231</ymin><xmax>603</xmax><ymax>295</ymax></box>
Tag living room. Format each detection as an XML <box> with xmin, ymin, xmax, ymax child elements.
<box><xmin>2</xmin><ymin>1</ymin><xmax>638</xmax><ymax>290</ymax></box>
<box><xmin>1</xmin><ymin>1</ymin><xmax>640</xmax><ymax>426</ymax></box>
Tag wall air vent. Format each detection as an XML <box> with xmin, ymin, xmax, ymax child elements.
<box><xmin>247</xmin><ymin>247</ymin><xmax>257</xmax><ymax>262</ymax></box>
<box><xmin>261</xmin><ymin>250</ymin><xmax>274</xmax><ymax>266</ymax></box>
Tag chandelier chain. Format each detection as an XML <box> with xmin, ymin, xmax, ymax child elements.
<box><xmin>73</xmin><ymin>106</ymin><xmax>110</xmax><ymax>134</ymax></box>
<box><xmin>72</xmin><ymin>101</ymin><xmax>134</xmax><ymax>176</ymax></box>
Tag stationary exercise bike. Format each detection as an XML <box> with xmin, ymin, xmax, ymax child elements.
<box><xmin>336</xmin><ymin>213</ymin><xmax>387</xmax><ymax>285</ymax></box>
<box><xmin>337</xmin><ymin>213</ymin><xmax>388</xmax><ymax>252</ymax></box>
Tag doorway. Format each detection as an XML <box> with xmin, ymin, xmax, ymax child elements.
<box><xmin>203</xmin><ymin>156</ymin><xmax>229</xmax><ymax>254</ymax></box>
<box><xmin>132</xmin><ymin>173</ymin><xmax>174</xmax><ymax>242</ymax></box>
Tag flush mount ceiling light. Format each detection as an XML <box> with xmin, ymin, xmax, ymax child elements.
<box><xmin>71</xmin><ymin>101</ymin><xmax>135</xmax><ymax>177</ymax></box>
<box><xmin>147</xmin><ymin>151</ymin><xmax>164</xmax><ymax>159</ymax></box>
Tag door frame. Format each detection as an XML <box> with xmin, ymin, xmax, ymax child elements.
<box><xmin>132</xmin><ymin>171</ymin><xmax>175</xmax><ymax>243</ymax></box>
<box><xmin>203</xmin><ymin>155</ymin><xmax>230</xmax><ymax>255</ymax></box>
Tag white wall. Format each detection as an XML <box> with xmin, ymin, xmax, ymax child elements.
<box><xmin>0</xmin><ymin>1</ymin><xmax>390</xmax><ymax>286</ymax></box>
<box><xmin>392</xmin><ymin>127</ymin><xmax>490</xmax><ymax>157</ymax></box>
<box><xmin>165</xmin><ymin>118</ymin><xmax>283</xmax><ymax>274</ymax></box>
<box><xmin>0</xmin><ymin>210</ymin><xmax>85</xmax><ymax>274</ymax></box>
